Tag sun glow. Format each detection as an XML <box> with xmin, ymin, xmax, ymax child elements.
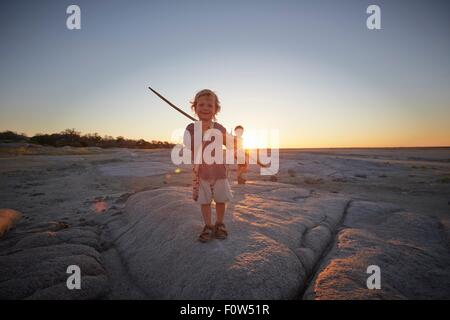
<box><xmin>243</xmin><ymin>133</ymin><xmax>263</xmax><ymax>149</ymax></box>
<box><xmin>241</xmin><ymin>130</ymin><xmax>278</xmax><ymax>150</ymax></box>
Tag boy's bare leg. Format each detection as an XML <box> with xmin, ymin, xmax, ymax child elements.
<box><xmin>215</xmin><ymin>202</ymin><xmax>226</xmax><ymax>224</ymax></box>
<box><xmin>201</xmin><ymin>204</ymin><xmax>213</xmax><ymax>226</ymax></box>
<box><xmin>237</xmin><ymin>165</ymin><xmax>247</xmax><ymax>184</ymax></box>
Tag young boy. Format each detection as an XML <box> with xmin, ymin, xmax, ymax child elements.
<box><xmin>184</xmin><ymin>89</ymin><xmax>233</xmax><ymax>242</ymax></box>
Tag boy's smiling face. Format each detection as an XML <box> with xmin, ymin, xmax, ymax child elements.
<box><xmin>195</xmin><ymin>95</ymin><xmax>216</xmax><ymax>121</ymax></box>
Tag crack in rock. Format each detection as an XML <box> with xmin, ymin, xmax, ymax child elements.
<box><xmin>303</xmin><ymin>200</ymin><xmax>450</xmax><ymax>299</ymax></box>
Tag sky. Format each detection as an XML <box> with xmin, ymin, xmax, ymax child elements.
<box><xmin>0</xmin><ymin>0</ymin><xmax>449</xmax><ymax>148</ymax></box>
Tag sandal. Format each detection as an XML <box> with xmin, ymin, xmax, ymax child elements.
<box><xmin>214</xmin><ymin>222</ymin><xmax>228</xmax><ymax>240</ymax></box>
<box><xmin>198</xmin><ymin>225</ymin><xmax>214</xmax><ymax>242</ymax></box>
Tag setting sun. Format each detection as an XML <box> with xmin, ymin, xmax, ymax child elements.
<box><xmin>243</xmin><ymin>133</ymin><xmax>262</xmax><ymax>149</ymax></box>
<box><xmin>241</xmin><ymin>129</ymin><xmax>279</xmax><ymax>149</ymax></box>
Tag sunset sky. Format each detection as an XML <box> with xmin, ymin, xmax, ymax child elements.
<box><xmin>1</xmin><ymin>0</ymin><xmax>449</xmax><ymax>148</ymax></box>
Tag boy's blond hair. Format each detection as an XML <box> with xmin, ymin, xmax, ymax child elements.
<box><xmin>190</xmin><ymin>89</ymin><xmax>221</xmax><ymax>120</ymax></box>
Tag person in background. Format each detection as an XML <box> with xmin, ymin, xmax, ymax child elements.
<box><xmin>234</xmin><ymin>125</ymin><xmax>249</xmax><ymax>185</ymax></box>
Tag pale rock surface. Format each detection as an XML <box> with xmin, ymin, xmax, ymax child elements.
<box><xmin>110</xmin><ymin>181</ymin><xmax>351</xmax><ymax>299</ymax></box>
<box><xmin>304</xmin><ymin>200</ymin><xmax>450</xmax><ymax>299</ymax></box>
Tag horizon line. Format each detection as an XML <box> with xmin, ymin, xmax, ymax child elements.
<box><xmin>1</xmin><ymin>128</ymin><xmax>449</xmax><ymax>150</ymax></box>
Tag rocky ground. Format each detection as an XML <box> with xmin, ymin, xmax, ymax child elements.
<box><xmin>0</xmin><ymin>145</ymin><xmax>449</xmax><ymax>299</ymax></box>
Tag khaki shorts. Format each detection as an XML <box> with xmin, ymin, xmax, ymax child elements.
<box><xmin>197</xmin><ymin>178</ymin><xmax>233</xmax><ymax>204</ymax></box>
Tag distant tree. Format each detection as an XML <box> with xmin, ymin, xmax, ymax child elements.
<box><xmin>61</xmin><ymin>128</ymin><xmax>80</xmax><ymax>136</ymax></box>
<box><xmin>22</xmin><ymin>128</ymin><xmax>175</xmax><ymax>149</ymax></box>
<box><xmin>0</xmin><ymin>130</ymin><xmax>29</xmax><ymax>142</ymax></box>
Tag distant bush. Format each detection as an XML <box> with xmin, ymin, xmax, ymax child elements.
<box><xmin>1</xmin><ymin>129</ymin><xmax>173</xmax><ymax>149</ymax></box>
<box><xmin>0</xmin><ymin>130</ymin><xmax>29</xmax><ymax>142</ymax></box>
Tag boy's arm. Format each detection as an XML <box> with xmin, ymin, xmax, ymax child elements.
<box><xmin>183</xmin><ymin>123</ymin><xmax>197</xmax><ymax>165</ymax></box>
<box><xmin>184</xmin><ymin>124</ymin><xmax>199</xmax><ymax>200</ymax></box>
<box><xmin>183</xmin><ymin>126</ymin><xmax>192</xmax><ymax>150</ymax></box>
